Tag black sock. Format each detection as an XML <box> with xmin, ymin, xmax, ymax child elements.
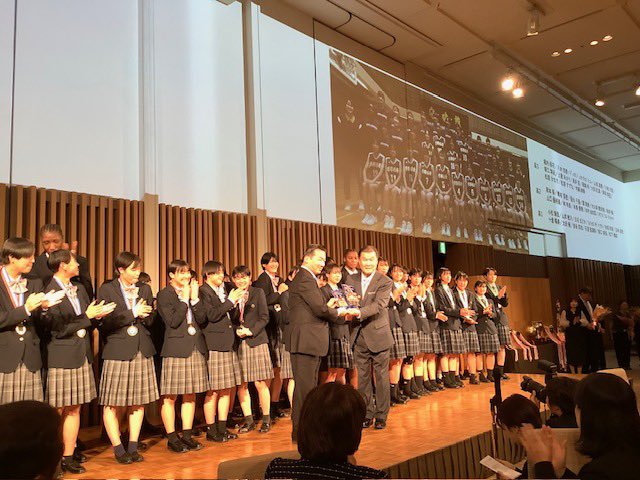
<box><xmin>127</xmin><ymin>441</ymin><xmax>138</xmax><ymax>454</ymax></box>
<box><xmin>390</xmin><ymin>383</ymin><xmax>397</xmax><ymax>399</ymax></box>
<box><xmin>403</xmin><ymin>379</ymin><xmax>412</xmax><ymax>396</ymax></box>
<box><xmin>262</xmin><ymin>414</ymin><xmax>271</xmax><ymax>424</ymax></box>
<box><xmin>244</xmin><ymin>415</ymin><xmax>254</xmax><ymax>426</ymax></box>
<box><xmin>415</xmin><ymin>377</ymin><xmax>424</xmax><ymax>389</ymax></box>
<box><xmin>114</xmin><ymin>443</ymin><xmax>126</xmax><ymax>457</ymax></box>
<box><xmin>206</xmin><ymin>423</ymin><xmax>215</xmax><ymax>434</ymax></box>
<box><xmin>182</xmin><ymin>429</ymin><xmax>192</xmax><ymax>441</ymax></box>
<box><xmin>217</xmin><ymin>420</ymin><xmax>228</xmax><ymax>434</ymax></box>
<box><xmin>167</xmin><ymin>431</ymin><xmax>179</xmax><ymax>443</ymax></box>
<box><xmin>63</xmin><ymin>455</ymin><xmax>73</xmax><ymax>462</ymax></box>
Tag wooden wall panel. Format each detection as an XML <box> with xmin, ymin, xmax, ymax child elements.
<box><xmin>157</xmin><ymin>204</ymin><xmax>257</xmax><ymax>288</ymax></box>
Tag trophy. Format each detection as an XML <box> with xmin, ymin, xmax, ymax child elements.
<box><xmin>341</xmin><ymin>284</ymin><xmax>361</xmax><ymax>308</ymax></box>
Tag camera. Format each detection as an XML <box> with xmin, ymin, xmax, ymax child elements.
<box><xmin>520</xmin><ymin>360</ymin><xmax>557</xmax><ymax>403</ymax></box>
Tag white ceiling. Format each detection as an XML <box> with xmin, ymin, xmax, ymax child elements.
<box><xmin>280</xmin><ymin>0</ymin><xmax>640</xmax><ymax>179</ymax></box>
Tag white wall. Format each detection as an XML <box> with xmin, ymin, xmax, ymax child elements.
<box><xmin>0</xmin><ymin>0</ymin><xmax>14</xmax><ymax>184</ymax></box>
<box><xmin>153</xmin><ymin>0</ymin><xmax>247</xmax><ymax>212</ymax></box>
<box><xmin>11</xmin><ymin>0</ymin><xmax>140</xmax><ymax>199</ymax></box>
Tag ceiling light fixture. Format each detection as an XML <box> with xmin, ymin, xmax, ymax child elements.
<box><xmin>551</xmin><ymin>51</ymin><xmax>560</xmax><ymax>57</ymax></box>
<box><xmin>513</xmin><ymin>87</ymin><xmax>524</xmax><ymax>99</ymax></box>
<box><xmin>564</xmin><ymin>48</ymin><xmax>573</xmax><ymax>54</ymax></box>
<box><xmin>635</xmin><ymin>85</ymin><xmax>640</xmax><ymax>96</ymax></box>
<box><xmin>602</xmin><ymin>35</ymin><xmax>613</xmax><ymax>41</ymax></box>
<box><xmin>594</xmin><ymin>98</ymin><xmax>605</xmax><ymax>107</ymax></box>
<box><xmin>527</xmin><ymin>8</ymin><xmax>540</xmax><ymax>36</ymax></box>
<box><xmin>590</xmin><ymin>40</ymin><xmax>599</xmax><ymax>46</ymax></box>
<box><xmin>501</xmin><ymin>74</ymin><xmax>515</xmax><ymax>91</ymax></box>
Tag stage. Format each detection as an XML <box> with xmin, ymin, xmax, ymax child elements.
<box><xmin>66</xmin><ymin>374</ymin><xmax>544</xmax><ymax>479</ymax></box>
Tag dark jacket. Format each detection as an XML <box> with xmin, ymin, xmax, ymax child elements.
<box><xmin>229</xmin><ymin>286</ymin><xmax>269</xmax><ymax>348</ymax></box>
<box><xmin>485</xmin><ymin>283</ymin><xmax>509</xmax><ymax>326</ymax></box>
<box><xmin>453</xmin><ymin>287</ymin><xmax>477</xmax><ymax>333</ymax></box>
<box><xmin>157</xmin><ymin>286</ymin><xmax>207</xmax><ymax>358</ymax></box>
<box><xmin>97</xmin><ymin>279</ymin><xmax>156</xmax><ymax>361</ymax></box>
<box><xmin>0</xmin><ymin>276</ymin><xmax>43</xmax><ymax>373</ymax></box>
<box><xmin>423</xmin><ymin>289</ymin><xmax>441</xmax><ymax>334</ymax></box>
<box><xmin>473</xmin><ymin>294</ymin><xmax>498</xmax><ymax>335</ymax></box>
<box><xmin>434</xmin><ymin>284</ymin><xmax>462</xmax><ymax>331</ymax></box>
<box><xmin>252</xmin><ymin>271</ymin><xmax>284</xmax><ymax>352</ymax></box>
<box><xmin>44</xmin><ymin>279</ymin><xmax>93</xmax><ymax>369</ymax></box>
<box><xmin>27</xmin><ymin>252</ymin><xmax>94</xmax><ymax>300</ymax></box>
<box><xmin>396</xmin><ymin>294</ymin><xmax>419</xmax><ymax>334</ymax></box>
<box><xmin>534</xmin><ymin>447</ymin><xmax>639</xmax><ymax>480</ymax></box>
<box><xmin>320</xmin><ymin>284</ymin><xmax>350</xmax><ymax>341</ymax></box>
<box><xmin>199</xmin><ymin>282</ymin><xmax>236</xmax><ymax>352</ymax></box>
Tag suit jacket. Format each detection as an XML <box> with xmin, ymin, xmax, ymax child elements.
<box><xmin>473</xmin><ymin>294</ymin><xmax>498</xmax><ymax>335</ymax></box>
<box><xmin>345</xmin><ymin>272</ymin><xmax>394</xmax><ymax>353</ymax></box>
<box><xmin>199</xmin><ymin>282</ymin><xmax>236</xmax><ymax>352</ymax></box>
<box><xmin>97</xmin><ymin>279</ymin><xmax>156</xmax><ymax>361</ymax></box>
<box><xmin>252</xmin><ymin>271</ymin><xmax>284</xmax><ymax>351</ymax></box>
<box><xmin>157</xmin><ymin>286</ymin><xmax>207</xmax><ymax>358</ymax></box>
<box><xmin>229</xmin><ymin>286</ymin><xmax>269</xmax><ymax>347</ymax></box>
<box><xmin>286</xmin><ymin>267</ymin><xmax>340</xmax><ymax>357</ymax></box>
<box><xmin>453</xmin><ymin>288</ymin><xmax>477</xmax><ymax>332</ymax></box>
<box><xmin>485</xmin><ymin>283</ymin><xmax>509</xmax><ymax>326</ymax></box>
<box><xmin>0</xmin><ymin>275</ymin><xmax>43</xmax><ymax>373</ymax></box>
<box><xmin>423</xmin><ymin>289</ymin><xmax>441</xmax><ymax>334</ymax></box>
<box><xmin>434</xmin><ymin>284</ymin><xmax>462</xmax><ymax>331</ymax></box>
<box><xmin>320</xmin><ymin>284</ymin><xmax>350</xmax><ymax>341</ymax></box>
<box><xmin>27</xmin><ymin>252</ymin><xmax>94</xmax><ymax>300</ymax></box>
<box><xmin>44</xmin><ymin>279</ymin><xmax>93</xmax><ymax>369</ymax></box>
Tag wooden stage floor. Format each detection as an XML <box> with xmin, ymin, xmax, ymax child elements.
<box><xmin>66</xmin><ymin>374</ymin><xmax>547</xmax><ymax>479</ymax></box>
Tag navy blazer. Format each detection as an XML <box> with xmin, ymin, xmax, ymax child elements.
<box><xmin>453</xmin><ymin>288</ymin><xmax>477</xmax><ymax>333</ymax></box>
<box><xmin>199</xmin><ymin>282</ymin><xmax>236</xmax><ymax>352</ymax></box>
<box><xmin>434</xmin><ymin>284</ymin><xmax>462</xmax><ymax>331</ymax></box>
<box><xmin>157</xmin><ymin>286</ymin><xmax>207</xmax><ymax>358</ymax></box>
<box><xmin>229</xmin><ymin>286</ymin><xmax>269</xmax><ymax>348</ymax></box>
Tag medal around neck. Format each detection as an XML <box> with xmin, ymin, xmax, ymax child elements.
<box><xmin>127</xmin><ymin>324</ymin><xmax>139</xmax><ymax>336</ymax></box>
<box><xmin>187</xmin><ymin>325</ymin><xmax>197</xmax><ymax>336</ymax></box>
<box><xmin>15</xmin><ymin>324</ymin><xmax>27</xmax><ymax>335</ymax></box>
<box><xmin>76</xmin><ymin>328</ymin><xmax>87</xmax><ymax>338</ymax></box>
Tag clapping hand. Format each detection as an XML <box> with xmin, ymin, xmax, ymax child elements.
<box><xmin>42</xmin><ymin>289</ymin><xmax>66</xmax><ymax>308</ymax></box>
<box><xmin>327</xmin><ymin>298</ymin><xmax>339</xmax><ymax>308</ymax></box>
<box><xmin>86</xmin><ymin>300</ymin><xmax>117</xmax><ymax>320</ymax></box>
<box><xmin>134</xmin><ymin>299</ymin><xmax>153</xmax><ymax>318</ymax></box>
<box><xmin>228</xmin><ymin>288</ymin><xmax>244</xmax><ymax>304</ymax></box>
<box><xmin>277</xmin><ymin>283</ymin><xmax>289</xmax><ymax>294</ymax></box>
<box><xmin>483</xmin><ymin>304</ymin><xmax>493</xmax><ymax>315</ymax></box>
<box><xmin>189</xmin><ymin>279</ymin><xmax>199</xmax><ymax>302</ymax></box>
<box><xmin>498</xmin><ymin>286</ymin><xmax>507</xmax><ymax>299</ymax></box>
<box><xmin>436</xmin><ymin>311</ymin><xmax>448</xmax><ymax>322</ymax></box>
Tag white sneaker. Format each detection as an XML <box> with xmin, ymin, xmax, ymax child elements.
<box><xmin>358</xmin><ymin>201</ymin><xmax>365</xmax><ymax>211</ymax></box>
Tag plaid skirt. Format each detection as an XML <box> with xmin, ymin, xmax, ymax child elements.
<box><xmin>440</xmin><ymin>329</ymin><xmax>466</xmax><ymax>354</ymax></box>
<box><xmin>99</xmin><ymin>352</ymin><xmax>159</xmax><ymax>406</ymax></box>
<box><xmin>390</xmin><ymin>327</ymin><xmax>406</xmax><ymax>359</ymax></box>
<box><xmin>462</xmin><ymin>329</ymin><xmax>481</xmax><ymax>353</ymax></box>
<box><xmin>0</xmin><ymin>364</ymin><xmax>43</xmax><ymax>405</ymax></box>
<box><xmin>278</xmin><ymin>344</ymin><xmax>293</xmax><ymax>380</ymax></box>
<box><xmin>328</xmin><ymin>338</ymin><xmax>353</xmax><ymax>370</ymax></box>
<box><xmin>497</xmin><ymin>323</ymin><xmax>511</xmax><ymax>347</ymax></box>
<box><xmin>478</xmin><ymin>332</ymin><xmax>500</xmax><ymax>353</ymax></box>
<box><xmin>160</xmin><ymin>349</ymin><xmax>208</xmax><ymax>396</ymax></box>
<box><xmin>238</xmin><ymin>342</ymin><xmax>274</xmax><ymax>383</ymax></box>
<box><xmin>420</xmin><ymin>330</ymin><xmax>443</xmax><ymax>354</ymax></box>
<box><xmin>46</xmin><ymin>359</ymin><xmax>96</xmax><ymax>408</ymax></box>
<box><xmin>208</xmin><ymin>350</ymin><xmax>242</xmax><ymax>391</ymax></box>
<box><xmin>403</xmin><ymin>331</ymin><xmax>420</xmax><ymax>357</ymax></box>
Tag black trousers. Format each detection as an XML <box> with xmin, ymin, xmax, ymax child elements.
<box><xmin>354</xmin><ymin>333</ymin><xmax>390</xmax><ymax>421</ymax></box>
<box><xmin>584</xmin><ymin>330</ymin><xmax>606</xmax><ymax>373</ymax></box>
<box><xmin>612</xmin><ymin>330</ymin><xmax>631</xmax><ymax>370</ymax></box>
<box><xmin>290</xmin><ymin>352</ymin><xmax>321</xmax><ymax>437</ymax></box>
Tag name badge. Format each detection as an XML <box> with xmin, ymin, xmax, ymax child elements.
<box><xmin>127</xmin><ymin>325</ymin><xmax>139</xmax><ymax>337</ymax></box>
<box><xmin>15</xmin><ymin>324</ymin><xmax>26</xmax><ymax>336</ymax></box>
<box><xmin>76</xmin><ymin>329</ymin><xmax>87</xmax><ymax>338</ymax></box>
<box><xmin>187</xmin><ymin>325</ymin><xmax>197</xmax><ymax>336</ymax></box>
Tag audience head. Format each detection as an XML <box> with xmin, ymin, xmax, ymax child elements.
<box><xmin>568</xmin><ymin>297</ymin><xmax>579</xmax><ymax>310</ymax></box>
<box><xmin>1</xmin><ymin>238</ymin><xmax>36</xmax><ymax>274</ymax></box>
<box><xmin>325</xmin><ymin>263</ymin><xmax>342</xmax><ymax>285</ymax></box>
<box><xmin>474</xmin><ymin>280</ymin><xmax>487</xmax><ymax>295</ymax></box>
<box><xmin>0</xmin><ymin>400</ymin><xmax>63</xmax><ymax>480</ymax></box>
<box><xmin>483</xmin><ymin>267</ymin><xmax>498</xmax><ymax>284</ymax></box>
<box><xmin>454</xmin><ymin>271</ymin><xmax>468</xmax><ymax>290</ymax></box>
<box><xmin>358</xmin><ymin>246</ymin><xmax>379</xmax><ymax>276</ymax></box>
<box><xmin>574</xmin><ymin>373</ymin><xmax>640</xmax><ymax>457</ymax></box>
<box><xmin>203</xmin><ymin>261</ymin><xmax>225</xmax><ymax>286</ymax></box>
<box><xmin>168</xmin><ymin>259</ymin><xmax>191</xmax><ymax>288</ymax></box>
<box><xmin>377</xmin><ymin>257</ymin><xmax>389</xmax><ymax>275</ymax></box>
<box><xmin>578</xmin><ymin>287</ymin><xmax>592</xmax><ymax>302</ymax></box>
<box><xmin>302</xmin><ymin>244</ymin><xmax>327</xmax><ymax>275</ymax></box>
<box><xmin>46</xmin><ymin>249</ymin><xmax>79</xmax><ymax>278</ymax></box>
<box><xmin>497</xmin><ymin>394</ymin><xmax>542</xmax><ymax>438</ymax></box>
<box><xmin>39</xmin><ymin>224</ymin><xmax>64</xmax><ymax>254</ymax></box>
<box><xmin>437</xmin><ymin>267</ymin><xmax>451</xmax><ymax>286</ymax></box>
<box><xmin>298</xmin><ymin>383</ymin><xmax>366</xmax><ymax>463</ymax></box>
<box><xmin>545</xmin><ymin>377</ymin><xmax>578</xmax><ymax>419</ymax></box>
<box><xmin>260</xmin><ymin>252</ymin><xmax>279</xmax><ymax>274</ymax></box>
<box><xmin>138</xmin><ymin>271</ymin><xmax>151</xmax><ymax>285</ymax></box>
<box><xmin>343</xmin><ymin>249</ymin><xmax>358</xmax><ymax>270</ymax></box>
<box><xmin>114</xmin><ymin>251</ymin><xmax>142</xmax><ymax>285</ymax></box>
<box><xmin>408</xmin><ymin>269</ymin><xmax>422</xmax><ymax>286</ymax></box>
<box><xmin>231</xmin><ymin>265</ymin><xmax>251</xmax><ymax>290</ymax></box>
<box><xmin>422</xmin><ymin>271</ymin><xmax>434</xmax><ymax>289</ymax></box>
<box><xmin>389</xmin><ymin>264</ymin><xmax>405</xmax><ymax>283</ymax></box>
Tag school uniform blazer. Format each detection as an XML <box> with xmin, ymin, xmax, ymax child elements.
<box><xmin>286</xmin><ymin>267</ymin><xmax>340</xmax><ymax>357</ymax></box>
<box><xmin>485</xmin><ymin>284</ymin><xmax>509</xmax><ymax>326</ymax></box>
<box><xmin>345</xmin><ymin>272</ymin><xmax>394</xmax><ymax>353</ymax></box>
<box><xmin>199</xmin><ymin>282</ymin><xmax>236</xmax><ymax>352</ymax></box>
<box><xmin>413</xmin><ymin>296</ymin><xmax>431</xmax><ymax>334</ymax></box>
<box><xmin>0</xmin><ymin>277</ymin><xmax>43</xmax><ymax>373</ymax></box>
<box><xmin>340</xmin><ymin>267</ymin><xmax>359</xmax><ymax>285</ymax></box>
<box><xmin>473</xmin><ymin>295</ymin><xmax>498</xmax><ymax>335</ymax></box>
<box><xmin>423</xmin><ymin>289</ymin><xmax>441</xmax><ymax>333</ymax></box>
<box><xmin>27</xmin><ymin>252</ymin><xmax>94</xmax><ymax>300</ymax></box>
<box><xmin>278</xmin><ymin>289</ymin><xmax>291</xmax><ymax>335</ymax></box>
<box><xmin>157</xmin><ymin>286</ymin><xmax>207</xmax><ymax>358</ymax></box>
<box><xmin>396</xmin><ymin>295</ymin><xmax>418</xmax><ymax>334</ymax></box>
<box><xmin>453</xmin><ymin>288</ymin><xmax>477</xmax><ymax>333</ymax></box>
<box><xmin>253</xmin><ymin>271</ymin><xmax>283</xmax><ymax>350</ymax></box>
<box><xmin>387</xmin><ymin>297</ymin><xmax>400</xmax><ymax>330</ymax></box>
<box><xmin>320</xmin><ymin>284</ymin><xmax>350</xmax><ymax>341</ymax></box>
<box><xmin>44</xmin><ymin>279</ymin><xmax>93</xmax><ymax>369</ymax></box>
<box><xmin>229</xmin><ymin>286</ymin><xmax>269</xmax><ymax>348</ymax></box>
<box><xmin>97</xmin><ymin>279</ymin><xmax>156</xmax><ymax>361</ymax></box>
<box><xmin>434</xmin><ymin>284</ymin><xmax>462</xmax><ymax>331</ymax></box>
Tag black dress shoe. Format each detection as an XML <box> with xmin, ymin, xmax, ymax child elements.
<box><xmin>115</xmin><ymin>452</ymin><xmax>133</xmax><ymax>464</ymax></box>
<box><xmin>397</xmin><ymin>393</ymin><xmax>409</xmax><ymax>403</ymax></box>
<box><xmin>167</xmin><ymin>438</ymin><xmax>189</xmax><ymax>453</ymax></box>
<box><xmin>206</xmin><ymin>431</ymin><xmax>228</xmax><ymax>443</ymax></box>
<box><xmin>259</xmin><ymin>422</ymin><xmax>271</xmax><ymax>433</ymax></box>
<box><xmin>61</xmin><ymin>458</ymin><xmax>86</xmax><ymax>474</ymax></box>
<box><xmin>73</xmin><ymin>449</ymin><xmax>87</xmax><ymax>463</ymax></box>
<box><xmin>137</xmin><ymin>441</ymin><xmax>149</xmax><ymax>452</ymax></box>
<box><xmin>501</xmin><ymin>373</ymin><xmax>510</xmax><ymax>380</ymax></box>
<box><xmin>362</xmin><ymin>418</ymin><xmax>373</xmax><ymax>428</ymax></box>
<box><xmin>487</xmin><ymin>372</ymin><xmax>495</xmax><ymax>383</ymax></box>
<box><xmin>191</xmin><ymin>427</ymin><xmax>204</xmax><ymax>437</ymax></box>
<box><xmin>238</xmin><ymin>422</ymin><xmax>256</xmax><ymax>434</ymax></box>
<box><xmin>181</xmin><ymin>436</ymin><xmax>204</xmax><ymax>451</ymax></box>
<box><xmin>224</xmin><ymin>430</ymin><xmax>239</xmax><ymax>440</ymax></box>
<box><xmin>408</xmin><ymin>392</ymin><xmax>420</xmax><ymax>399</ymax></box>
<box><xmin>479</xmin><ymin>372</ymin><xmax>490</xmax><ymax>383</ymax></box>
<box><xmin>374</xmin><ymin>419</ymin><xmax>387</xmax><ymax>430</ymax></box>
<box><xmin>129</xmin><ymin>451</ymin><xmax>144</xmax><ymax>462</ymax></box>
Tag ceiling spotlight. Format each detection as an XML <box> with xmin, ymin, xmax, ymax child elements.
<box><xmin>595</xmin><ymin>98</ymin><xmax>605</xmax><ymax>107</ymax></box>
<box><xmin>513</xmin><ymin>87</ymin><xmax>524</xmax><ymax>99</ymax></box>
<box><xmin>602</xmin><ymin>35</ymin><xmax>613</xmax><ymax>41</ymax></box>
<box><xmin>501</xmin><ymin>75</ymin><xmax>515</xmax><ymax>91</ymax></box>
<box><xmin>551</xmin><ymin>51</ymin><xmax>561</xmax><ymax>57</ymax></box>
<box><xmin>635</xmin><ymin>85</ymin><xmax>640</xmax><ymax>96</ymax></box>
<box><xmin>564</xmin><ymin>48</ymin><xmax>573</xmax><ymax>54</ymax></box>
<box><xmin>590</xmin><ymin>40</ymin><xmax>599</xmax><ymax>46</ymax></box>
<box><xmin>527</xmin><ymin>8</ymin><xmax>540</xmax><ymax>36</ymax></box>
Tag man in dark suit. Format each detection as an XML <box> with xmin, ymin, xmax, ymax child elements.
<box><xmin>577</xmin><ymin>287</ymin><xmax>606</xmax><ymax>372</ymax></box>
<box><xmin>26</xmin><ymin>224</ymin><xmax>94</xmax><ymax>299</ymax></box>
<box><xmin>340</xmin><ymin>248</ymin><xmax>359</xmax><ymax>284</ymax></box>
<box><xmin>345</xmin><ymin>245</ymin><xmax>393</xmax><ymax>429</ymax></box>
<box><xmin>286</xmin><ymin>244</ymin><xmax>352</xmax><ymax>439</ymax></box>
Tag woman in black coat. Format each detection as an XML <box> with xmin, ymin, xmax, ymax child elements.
<box><xmin>558</xmin><ymin>298</ymin><xmax>589</xmax><ymax>373</ymax></box>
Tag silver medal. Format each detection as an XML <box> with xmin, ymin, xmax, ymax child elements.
<box><xmin>127</xmin><ymin>325</ymin><xmax>139</xmax><ymax>336</ymax></box>
<box><xmin>187</xmin><ymin>325</ymin><xmax>197</xmax><ymax>336</ymax></box>
<box><xmin>15</xmin><ymin>324</ymin><xmax>26</xmax><ymax>336</ymax></box>
<box><xmin>76</xmin><ymin>329</ymin><xmax>87</xmax><ymax>338</ymax></box>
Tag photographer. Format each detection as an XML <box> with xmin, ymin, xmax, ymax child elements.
<box><xmin>544</xmin><ymin>377</ymin><xmax>578</xmax><ymax>428</ymax></box>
